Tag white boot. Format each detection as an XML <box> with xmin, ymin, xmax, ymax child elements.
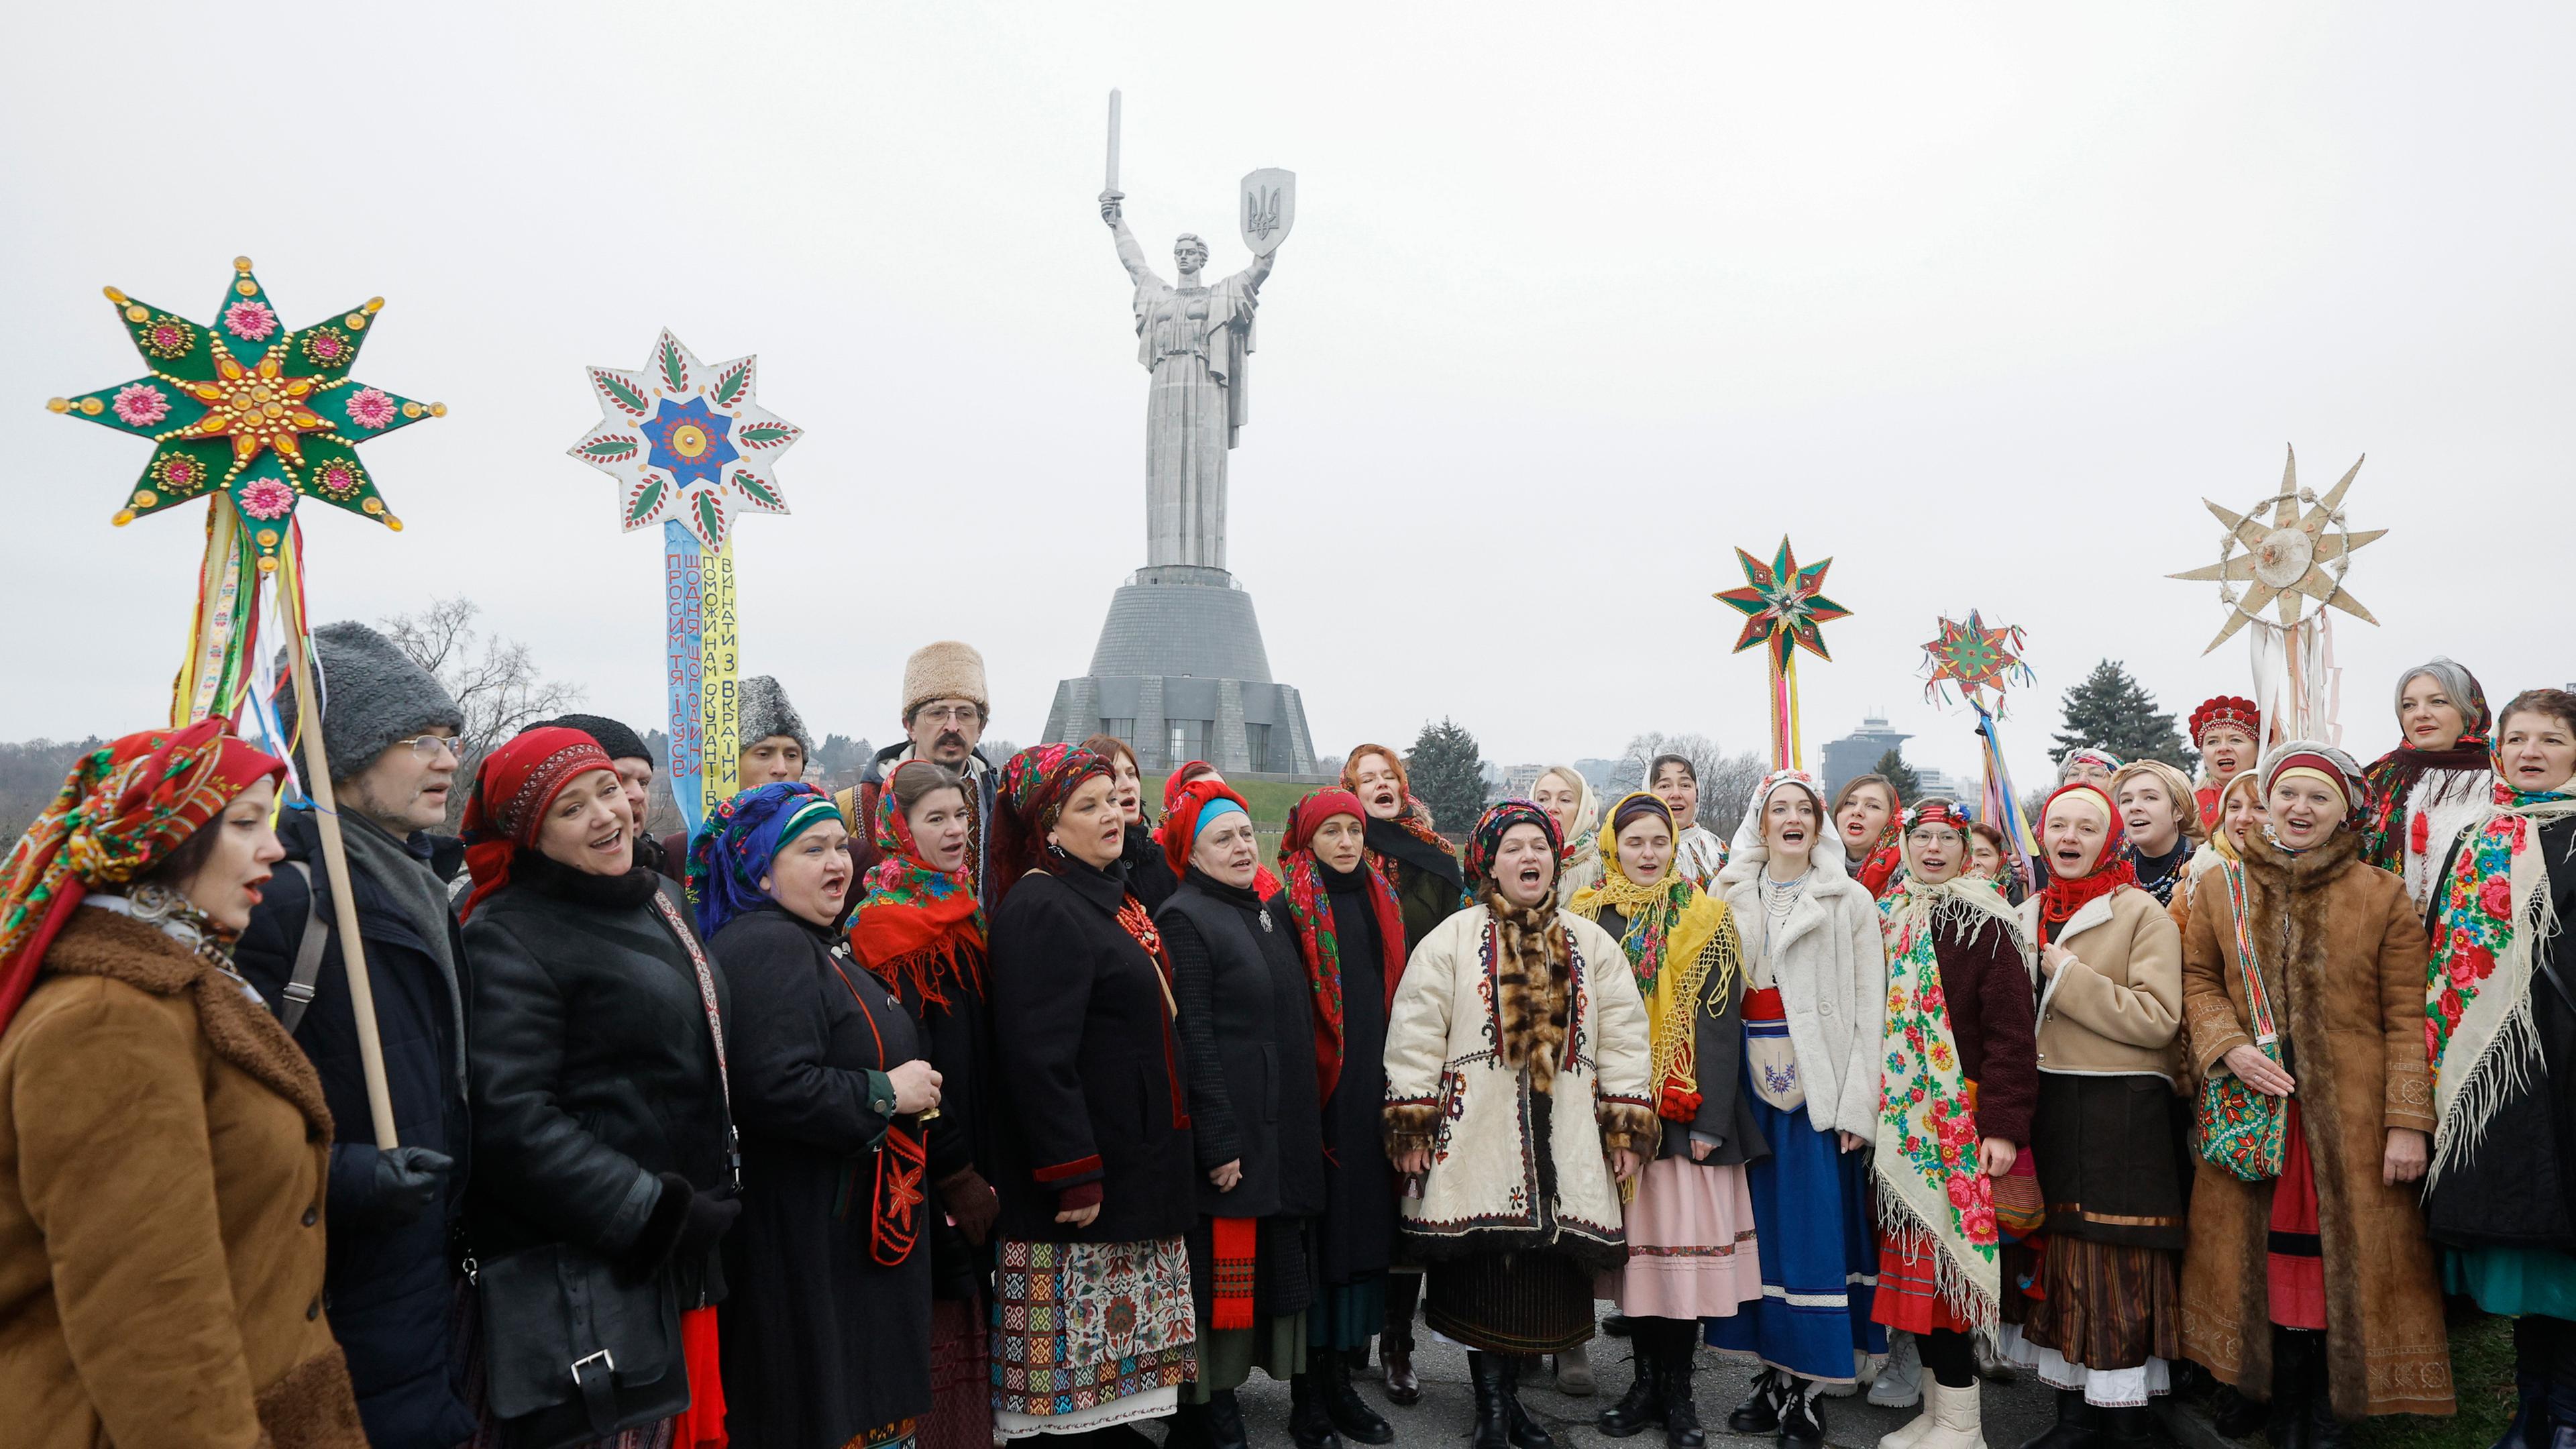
<box><xmin>1911</xmin><ymin>1379</ymin><xmax>1988</xmax><ymax>1449</ymax></box>
<box><xmin>1870</xmin><ymin>1331</ymin><xmax>1924</xmax><ymax>1408</ymax></box>
<box><xmin>1878</xmin><ymin>1399</ymin><xmax>1939</xmax><ymax>1449</ymax></box>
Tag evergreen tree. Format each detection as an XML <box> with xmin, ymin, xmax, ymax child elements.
<box><xmin>2050</xmin><ymin>659</ymin><xmax>2197</xmax><ymax>773</ymax></box>
<box><xmin>1873</xmin><ymin>748</ymin><xmax>1922</xmax><ymax>802</ymax></box>
<box><xmin>1408</xmin><ymin>718</ymin><xmax>1489</xmax><ymax>837</ymax></box>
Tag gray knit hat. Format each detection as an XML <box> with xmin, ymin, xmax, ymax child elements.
<box><xmin>738</xmin><ymin>676</ymin><xmax>811</xmax><ymax>757</ymax></box>
<box><xmin>274</xmin><ymin>622</ymin><xmax>466</xmax><ymax>784</ymax></box>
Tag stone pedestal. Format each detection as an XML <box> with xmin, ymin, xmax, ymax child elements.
<box><xmin>1043</xmin><ymin>564</ymin><xmax>1317</xmax><ymax>775</ymax></box>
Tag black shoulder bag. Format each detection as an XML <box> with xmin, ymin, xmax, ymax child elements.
<box><xmin>475</xmin><ymin>888</ymin><xmax>734</xmax><ymax>1447</ymax></box>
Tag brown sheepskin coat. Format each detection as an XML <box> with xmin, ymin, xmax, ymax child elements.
<box><xmin>2177</xmin><ymin>828</ymin><xmax>2453</xmax><ymax>1419</ymax></box>
<box><xmin>0</xmin><ymin>907</ymin><xmax>367</xmax><ymax>1449</ymax></box>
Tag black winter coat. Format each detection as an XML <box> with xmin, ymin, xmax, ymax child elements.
<box><xmin>462</xmin><ymin>853</ymin><xmax>733</xmax><ymax>1438</ymax></box>
<box><xmin>987</xmin><ymin>855</ymin><xmax>1196</xmax><ymax>1244</ymax></box>
<box><xmin>1314</xmin><ymin>861</ymin><xmax>1396</xmax><ymax>1285</ymax></box>
<box><xmin>1161</xmin><ymin>871</ymin><xmax>1326</xmax><ymax>1220</ymax></box>
<box><xmin>1122</xmin><ymin>822</ymin><xmax>1179</xmax><ymax>914</ymax></box>
<box><xmin>1365</xmin><ymin>816</ymin><xmax>1464</xmax><ymax>954</ymax></box>
<box><xmin>235</xmin><ymin>807</ymin><xmax>476</xmax><ymax>1449</ymax></box>
<box><xmin>2427</xmin><ymin>816</ymin><xmax>2576</xmax><ymax>1252</ymax></box>
<box><xmin>712</xmin><ymin>906</ymin><xmax>930</xmax><ymax>1448</ymax></box>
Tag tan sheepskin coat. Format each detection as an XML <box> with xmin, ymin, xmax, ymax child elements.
<box><xmin>2177</xmin><ymin>828</ymin><xmax>2453</xmax><ymax>1419</ymax></box>
<box><xmin>0</xmin><ymin>907</ymin><xmax>366</xmax><ymax>1449</ymax></box>
<box><xmin>1383</xmin><ymin>900</ymin><xmax>1656</xmax><ymax>1269</ymax></box>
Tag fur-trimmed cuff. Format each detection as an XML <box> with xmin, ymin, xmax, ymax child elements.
<box><xmin>1384</xmin><ymin>1099</ymin><xmax>1441</xmax><ymax>1159</ymax></box>
<box><xmin>254</xmin><ymin>1342</ymin><xmax>366</xmax><ymax>1449</ymax></box>
<box><xmin>1597</xmin><ymin>1099</ymin><xmax>1662</xmax><ymax>1155</ymax></box>
<box><xmin>2385</xmin><ymin>1062</ymin><xmax>2436</xmax><ymax>1131</ymax></box>
<box><xmin>2187</xmin><ymin>1000</ymin><xmax>2251</xmax><ymax>1077</ymax></box>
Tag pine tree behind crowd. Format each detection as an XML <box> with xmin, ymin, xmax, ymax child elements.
<box><xmin>1406</xmin><ymin>717</ymin><xmax>1487</xmax><ymax>834</ymax></box>
<box><xmin>2051</xmin><ymin>659</ymin><xmax>2198</xmax><ymax>773</ymax></box>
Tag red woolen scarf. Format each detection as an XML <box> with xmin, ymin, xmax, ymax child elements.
<box><xmin>1277</xmin><ymin>788</ymin><xmax>1409</xmax><ymax>1104</ymax></box>
<box><xmin>2034</xmin><ymin>782</ymin><xmax>2136</xmax><ymax>948</ymax></box>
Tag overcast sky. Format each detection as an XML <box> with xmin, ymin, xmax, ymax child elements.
<box><xmin>8</xmin><ymin>3</ymin><xmax>2571</xmax><ymax>791</ymax></box>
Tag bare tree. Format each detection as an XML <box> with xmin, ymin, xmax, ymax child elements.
<box><xmin>381</xmin><ymin>597</ymin><xmax>584</xmax><ymax>828</ymax></box>
<box><xmin>1608</xmin><ymin>731</ymin><xmax>1768</xmax><ymax>843</ymax></box>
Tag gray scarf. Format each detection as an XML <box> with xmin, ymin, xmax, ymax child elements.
<box><xmin>335</xmin><ymin>809</ymin><xmax>469</xmax><ymax>1089</ymax></box>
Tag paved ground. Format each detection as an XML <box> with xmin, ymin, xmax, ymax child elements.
<box><xmin>1213</xmin><ymin>1328</ymin><xmax>2064</xmax><ymax>1448</ymax></box>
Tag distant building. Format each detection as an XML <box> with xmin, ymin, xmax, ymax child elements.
<box><xmin>1821</xmin><ymin>715</ymin><xmax>1913</xmax><ymax>800</ymax></box>
<box><xmin>1503</xmin><ymin>763</ymin><xmax>1548</xmax><ymax>799</ymax></box>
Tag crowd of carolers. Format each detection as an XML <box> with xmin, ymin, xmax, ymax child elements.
<box><xmin>0</xmin><ymin>631</ymin><xmax>2571</xmax><ymax>1449</ymax></box>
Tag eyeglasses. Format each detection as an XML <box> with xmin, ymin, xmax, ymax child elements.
<box><xmin>916</xmin><ymin>706</ymin><xmax>981</xmax><ymax>726</ymax></box>
<box><xmin>393</xmin><ymin>735</ymin><xmax>462</xmax><ymax>761</ymax></box>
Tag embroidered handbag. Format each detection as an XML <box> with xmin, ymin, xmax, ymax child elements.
<box><xmin>2192</xmin><ymin>863</ymin><xmax>2288</xmax><ymax>1182</ymax></box>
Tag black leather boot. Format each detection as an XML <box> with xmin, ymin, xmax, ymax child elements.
<box><xmin>1597</xmin><ymin>1321</ymin><xmax>1663</xmax><ymax>1439</ymax></box>
<box><xmin>2017</xmin><ymin>1387</ymin><xmax>2103</xmax><ymax>1449</ymax></box>
<box><xmin>2493</xmin><ymin>1375</ymin><xmax>2543</xmax><ymax>1449</ymax></box>
<box><xmin>1470</xmin><ymin>1352</ymin><xmax>1513</xmax><ymax>1449</ymax></box>
<box><xmin>2306</xmin><ymin>1360</ymin><xmax>2354</xmax><ymax>1449</ymax></box>
<box><xmin>1659</xmin><ymin>1326</ymin><xmax>1706</xmax><ymax>1449</ymax></box>
<box><xmin>1505</xmin><ymin>1355</ymin><xmax>1558</xmax><ymax>1449</ymax></box>
<box><xmin>2099</xmin><ymin>1404</ymin><xmax>2155</xmax><ymax>1449</ymax></box>
<box><xmin>1727</xmin><ymin>1366</ymin><xmax>1784</xmax><ymax>1434</ymax></box>
<box><xmin>1320</xmin><ymin>1346</ymin><xmax>1394</xmax><ymax>1445</ymax></box>
<box><xmin>1289</xmin><ymin>1371</ymin><xmax>1342</xmax><ymax>1449</ymax></box>
<box><xmin>2213</xmin><ymin>1385</ymin><xmax>2268</xmax><ymax>1439</ymax></box>
<box><xmin>1381</xmin><ymin>1328</ymin><xmax>1421</xmax><ymax>1407</ymax></box>
<box><xmin>1203</xmin><ymin>1389</ymin><xmax>1252</xmax><ymax>1449</ymax></box>
<box><xmin>1165</xmin><ymin>1398</ymin><xmax>1215</xmax><ymax>1449</ymax></box>
<box><xmin>1777</xmin><ymin>1377</ymin><xmax>1826</xmax><ymax>1447</ymax></box>
<box><xmin>2269</xmin><ymin>1330</ymin><xmax>2314</xmax><ymax>1449</ymax></box>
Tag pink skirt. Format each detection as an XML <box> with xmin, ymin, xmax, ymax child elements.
<box><xmin>1599</xmin><ymin>1156</ymin><xmax>1764</xmax><ymax>1320</ymax></box>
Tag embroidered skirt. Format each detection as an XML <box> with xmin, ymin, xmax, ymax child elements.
<box><xmin>990</xmin><ymin>1236</ymin><xmax>1195</xmax><ymax>1439</ymax></box>
<box><xmin>1706</xmin><ymin>1021</ymin><xmax>1884</xmax><ymax>1384</ymax></box>
<box><xmin>1603</xmin><ymin>1155</ymin><xmax>1764</xmax><ymax>1321</ymax></box>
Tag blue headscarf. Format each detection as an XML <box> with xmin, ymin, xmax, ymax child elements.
<box><xmin>688</xmin><ymin>780</ymin><xmax>845</xmax><ymax>939</ymax></box>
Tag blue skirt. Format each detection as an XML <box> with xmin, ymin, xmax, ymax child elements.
<box><xmin>1706</xmin><ymin>1019</ymin><xmax>1884</xmax><ymax>1383</ymax></box>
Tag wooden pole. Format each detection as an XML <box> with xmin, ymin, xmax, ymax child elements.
<box><xmin>280</xmin><ymin>568</ymin><xmax>400</xmax><ymax>1148</ymax></box>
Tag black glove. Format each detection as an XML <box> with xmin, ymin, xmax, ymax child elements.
<box><xmin>363</xmin><ymin>1146</ymin><xmax>453</xmax><ymax>1224</ymax></box>
<box><xmin>618</xmin><ymin>1171</ymin><xmax>741</xmax><ymax>1282</ymax></box>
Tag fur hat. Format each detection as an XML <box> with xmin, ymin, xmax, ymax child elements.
<box><xmin>902</xmin><ymin>641</ymin><xmax>988</xmax><ymax>719</ymax></box>
<box><xmin>737</xmin><ymin>676</ymin><xmax>811</xmax><ymax>757</ymax></box>
<box><xmin>535</xmin><ymin>713</ymin><xmax>653</xmax><ymax>767</ymax></box>
<box><xmin>274</xmin><ymin>622</ymin><xmax>465</xmax><ymax>785</ymax></box>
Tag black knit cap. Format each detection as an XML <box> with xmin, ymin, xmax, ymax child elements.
<box><xmin>534</xmin><ymin>713</ymin><xmax>654</xmax><ymax>767</ymax></box>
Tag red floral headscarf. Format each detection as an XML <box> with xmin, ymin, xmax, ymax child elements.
<box><xmin>0</xmin><ymin>718</ymin><xmax>285</xmax><ymax>1031</ymax></box>
<box><xmin>850</xmin><ymin>759</ymin><xmax>987</xmax><ymax>1008</ymax></box>
<box><xmin>2033</xmin><ymin>782</ymin><xmax>2136</xmax><ymax>947</ymax></box>
<box><xmin>460</xmin><ymin>726</ymin><xmax>617</xmax><ymax>920</ymax></box>
<box><xmin>988</xmin><ymin>744</ymin><xmax>1112</xmax><ymax>908</ymax></box>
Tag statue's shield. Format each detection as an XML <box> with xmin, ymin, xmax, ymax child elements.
<box><xmin>1240</xmin><ymin>168</ymin><xmax>1295</xmax><ymax>256</ymax></box>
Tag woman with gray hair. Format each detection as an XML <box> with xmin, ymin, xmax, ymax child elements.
<box><xmin>2358</xmin><ymin>657</ymin><xmax>2493</xmax><ymax>910</ymax></box>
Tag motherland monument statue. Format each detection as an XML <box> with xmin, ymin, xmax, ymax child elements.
<box><xmin>1042</xmin><ymin>91</ymin><xmax>1318</xmax><ymax>777</ymax></box>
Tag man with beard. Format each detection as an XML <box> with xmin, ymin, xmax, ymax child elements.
<box><xmin>847</xmin><ymin>641</ymin><xmax>1000</xmax><ymax>897</ymax></box>
<box><xmin>237</xmin><ymin>622</ymin><xmax>478</xmax><ymax>1449</ymax></box>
